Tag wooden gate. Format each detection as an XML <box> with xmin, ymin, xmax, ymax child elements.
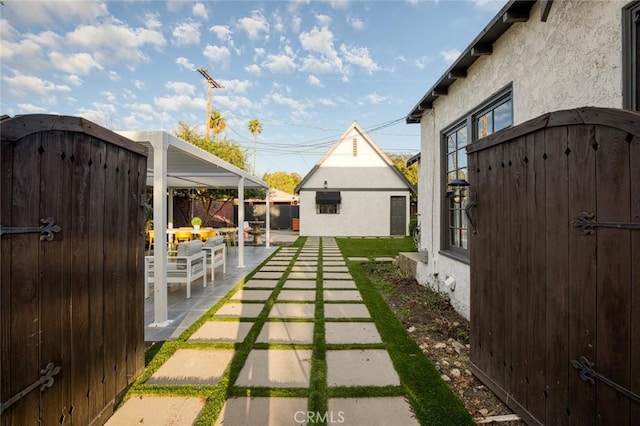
<box><xmin>467</xmin><ymin>107</ymin><xmax>639</xmax><ymax>425</ymax></box>
<box><xmin>1</xmin><ymin>115</ymin><xmax>148</xmax><ymax>425</ymax></box>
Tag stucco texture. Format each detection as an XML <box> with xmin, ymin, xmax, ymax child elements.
<box><xmin>414</xmin><ymin>0</ymin><xmax>625</xmax><ymax>320</ymax></box>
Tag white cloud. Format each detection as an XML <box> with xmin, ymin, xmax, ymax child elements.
<box><xmin>66</xmin><ymin>75</ymin><xmax>83</xmax><ymax>86</ymax></box>
<box><xmin>269</xmin><ymin>93</ymin><xmax>304</xmax><ymax>111</ymax></box>
<box><xmin>2</xmin><ymin>1</ymin><xmax>108</xmax><ymax>26</ymax></box>
<box><xmin>362</xmin><ymin>93</ymin><xmax>387</xmax><ymax>105</ymax></box>
<box><xmin>254</xmin><ymin>48</ymin><xmax>266</xmax><ymax>60</ymax></box>
<box><xmin>102</xmin><ymin>91</ymin><xmax>117</xmax><ymax>103</ymax></box>
<box><xmin>291</xmin><ymin>16</ymin><xmax>302</xmax><ymax>33</ymax></box>
<box><xmin>3</xmin><ymin>74</ymin><xmax>71</xmax><ymax>98</ymax></box>
<box><xmin>340</xmin><ymin>44</ymin><xmax>379</xmax><ymax>74</ymax></box>
<box><xmin>212</xmin><ymin>95</ymin><xmax>255</xmax><ymax>111</ymax></box>
<box><xmin>317</xmin><ymin>98</ymin><xmax>336</xmax><ymax>107</ymax></box>
<box><xmin>122</xmin><ymin>89</ymin><xmax>136</xmax><ymax>100</ymax></box>
<box><xmin>192</xmin><ymin>3</ymin><xmax>209</xmax><ymax>20</ymax></box>
<box><xmin>49</xmin><ymin>51</ymin><xmax>103</xmax><ymax>75</ymax></box>
<box><xmin>66</xmin><ymin>23</ymin><xmax>166</xmax><ymax>65</ymax></box>
<box><xmin>316</xmin><ymin>14</ymin><xmax>332</xmax><ymax>27</ymax></box>
<box><xmin>132</xmin><ymin>80</ymin><xmax>144</xmax><ymax>89</ymax></box>
<box><xmin>221</xmin><ymin>79</ymin><xmax>251</xmax><ymax>93</ymax></box>
<box><xmin>176</xmin><ymin>57</ymin><xmax>195</xmax><ymax>70</ymax></box>
<box><xmin>348</xmin><ymin>17</ymin><xmax>365</xmax><ymax>30</ymax></box>
<box><xmin>414</xmin><ymin>55</ymin><xmax>432</xmax><ymax>69</ymax></box>
<box><xmin>440</xmin><ymin>48</ymin><xmax>461</xmax><ymax>65</ymax></box>
<box><xmin>245</xmin><ymin>64</ymin><xmax>261</xmax><ymax>75</ymax></box>
<box><xmin>210</xmin><ymin>25</ymin><xmax>232</xmax><ymax>41</ymax></box>
<box><xmin>76</xmin><ymin>103</ymin><xmax>118</xmax><ymax>127</ymax></box>
<box><xmin>203</xmin><ymin>45</ymin><xmax>230</xmax><ymax>63</ymax></box>
<box><xmin>473</xmin><ymin>0</ymin><xmax>508</xmax><ymax>12</ymax></box>
<box><xmin>173</xmin><ymin>22</ymin><xmax>200</xmax><ymax>46</ymax></box>
<box><xmin>128</xmin><ymin>103</ymin><xmax>156</xmax><ymax>114</ymax></box>
<box><xmin>300</xmin><ymin>55</ymin><xmax>341</xmax><ymax>74</ymax></box>
<box><xmin>144</xmin><ymin>13</ymin><xmax>162</xmax><ymax>30</ymax></box>
<box><xmin>237</xmin><ymin>10</ymin><xmax>269</xmax><ymax>40</ymax></box>
<box><xmin>262</xmin><ymin>54</ymin><xmax>296</xmax><ymax>74</ymax></box>
<box><xmin>154</xmin><ymin>94</ymin><xmax>205</xmax><ymax>112</ymax></box>
<box><xmin>109</xmin><ymin>71</ymin><xmax>121</xmax><ymax>81</ymax></box>
<box><xmin>166</xmin><ymin>81</ymin><xmax>196</xmax><ymax>95</ymax></box>
<box><xmin>299</xmin><ymin>26</ymin><xmax>335</xmax><ymax>57</ymax></box>
<box><xmin>17</xmin><ymin>103</ymin><xmax>46</xmax><ymax>113</ymax></box>
<box><xmin>306</xmin><ymin>75</ymin><xmax>323</xmax><ymax>87</ymax></box>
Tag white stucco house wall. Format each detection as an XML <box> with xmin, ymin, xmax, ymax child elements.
<box><xmin>295</xmin><ymin>121</ymin><xmax>415</xmax><ymax>237</ymax></box>
<box><xmin>406</xmin><ymin>0</ymin><xmax>639</xmax><ymax>319</ymax></box>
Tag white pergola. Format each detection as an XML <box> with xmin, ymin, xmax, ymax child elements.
<box><xmin>118</xmin><ymin>131</ymin><xmax>271</xmax><ymax>327</ymax></box>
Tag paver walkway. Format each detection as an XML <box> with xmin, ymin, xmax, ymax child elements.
<box><xmin>107</xmin><ymin>237</ymin><xmax>420</xmax><ymax>425</ymax></box>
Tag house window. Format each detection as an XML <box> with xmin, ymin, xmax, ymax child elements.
<box><xmin>441</xmin><ymin>86</ymin><xmax>513</xmax><ymax>258</ymax></box>
<box><xmin>316</xmin><ymin>191</ymin><xmax>341</xmax><ymax>214</ymax></box>
<box><xmin>623</xmin><ymin>1</ymin><xmax>640</xmax><ymax>111</ymax></box>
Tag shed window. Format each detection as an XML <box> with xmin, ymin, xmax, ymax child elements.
<box><xmin>316</xmin><ymin>191</ymin><xmax>341</xmax><ymax>214</ymax></box>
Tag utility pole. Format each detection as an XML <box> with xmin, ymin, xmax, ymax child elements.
<box><xmin>196</xmin><ymin>67</ymin><xmax>223</xmax><ymax>141</ymax></box>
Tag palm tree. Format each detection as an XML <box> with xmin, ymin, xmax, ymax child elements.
<box><xmin>210</xmin><ymin>111</ymin><xmax>226</xmax><ymax>137</ymax></box>
<box><xmin>248</xmin><ymin>118</ymin><xmax>263</xmax><ymax>175</ymax></box>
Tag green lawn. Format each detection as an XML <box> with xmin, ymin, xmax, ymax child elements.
<box><xmin>337</xmin><ymin>236</ymin><xmax>415</xmax><ymax>257</ymax></box>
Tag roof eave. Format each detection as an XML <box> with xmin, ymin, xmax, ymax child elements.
<box><xmin>405</xmin><ymin>0</ymin><xmax>537</xmax><ymax>123</ymax></box>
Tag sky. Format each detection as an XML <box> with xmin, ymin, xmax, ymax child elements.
<box><xmin>1</xmin><ymin>0</ymin><xmax>507</xmax><ymax>176</ymax></box>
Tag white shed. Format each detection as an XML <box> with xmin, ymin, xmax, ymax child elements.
<box><xmin>295</xmin><ymin>121</ymin><xmax>415</xmax><ymax>237</ymax></box>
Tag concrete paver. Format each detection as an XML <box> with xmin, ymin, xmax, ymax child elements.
<box><xmin>323</xmin><ymin>290</ymin><xmax>363</xmax><ymax>301</ymax></box>
<box><xmin>324</xmin><ymin>303</ymin><xmax>371</xmax><ymax>319</ymax></box>
<box><xmin>326</xmin><ymin>349</ymin><xmax>400</xmax><ymax>387</ymax></box>
<box><xmin>282</xmin><ymin>280</ymin><xmax>317</xmax><ymax>289</ymax></box>
<box><xmin>328</xmin><ymin>397</ymin><xmax>419</xmax><ymax>426</ymax></box>
<box><xmin>106</xmin><ymin>396</ymin><xmax>205</xmax><ymax>425</ymax></box>
<box><xmin>325</xmin><ymin>322</ymin><xmax>382</xmax><ymax>344</ymax></box>
<box><xmin>269</xmin><ymin>303</ymin><xmax>315</xmax><ymax>318</ymax></box>
<box><xmin>256</xmin><ymin>321</ymin><xmax>314</xmax><ymax>344</ymax></box>
<box><xmin>230</xmin><ymin>289</ymin><xmax>273</xmax><ymax>301</ymax></box>
<box><xmin>235</xmin><ymin>349</ymin><xmax>313</xmax><ymax>387</ymax></box>
<box><xmin>244</xmin><ymin>279</ymin><xmax>279</xmax><ymax>288</ymax></box>
<box><xmin>324</xmin><ymin>272</ymin><xmax>353</xmax><ymax>280</ymax></box>
<box><xmin>323</xmin><ymin>280</ymin><xmax>357</xmax><ymax>289</ymax></box>
<box><xmin>287</xmin><ymin>271</ymin><xmax>317</xmax><ymax>279</ymax></box>
<box><xmin>213</xmin><ymin>302</ymin><xmax>263</xmax><ymax>317</ymax></box>
<box><xmin>253</xmin><ymin>271</ymin><xmax>284</xmax><ymax>279</ymax></box>
<box><xmin>147</xmin><ymin>349</ymin><xmax>234</xmax><ymax>385</ymax></box>
<box><xmin>277</xmin><ymin>289</ymin><xmax>316</xmax><ymax>301</ymax></box>
<box><xmin>215</xmin><ymin>397</ymin><xmax>308</xmax><ymax>426</ymax></box>
<box><xmin>188</xmin><ymin>321</ymin><xmax>253</xmax><ymax>342</ymax></box>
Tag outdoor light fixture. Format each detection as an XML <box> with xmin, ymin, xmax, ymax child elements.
<box><xmin>448</xmin><ymin>179</ymin><xmax>469</xmax><ymax>204</ymax></box>
<box><xmin>323</xmin><ymin>180</ymin><xmax>328</xmax><ymax>189</ymax></box>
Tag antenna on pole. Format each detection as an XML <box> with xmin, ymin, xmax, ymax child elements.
<box><xmin>196</xmin><ymin>67</ymin><xmax>223</xmax><ymax>141</ymax></box>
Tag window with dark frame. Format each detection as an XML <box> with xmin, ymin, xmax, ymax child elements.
<box><xmin>623</xmin><ymin>1</ymin><xmax>640</xmax><ymax>111</ymax></box>
<box><xmin>442</xmin><ymin>87</ymin><xmax>513</xmax><ymax>257</ymax></box>
<box><xmin>316</xmin><ymin>191</ymin><xmax>341</xmax><ymax>214</ymax></box>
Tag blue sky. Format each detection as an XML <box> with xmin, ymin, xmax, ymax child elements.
<box><xmin>1</xmin><ymin>0</ymin><xmax>506</xmax><ymax>176</ymax></box>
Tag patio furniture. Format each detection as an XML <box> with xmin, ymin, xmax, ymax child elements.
<box><xmin>144</xmin><ymin>240</ymin><xmax>207</xmax><ymax>299</ymax></box>
<box><xmin>215</xmin><ymin>227</ymin><xmax>238</xmax><ymax>252</ymax></box>
<box><xmin>202</xmin><ymin>236</ymin><xmax>226</xmax><ymax>281</ymax></box>
<box><xmin>198</xmin><ymin>228</ymin><xmax>217</xmax><ymax>241</ymax></box>
<box><xmin>174</xmin><ymin>229</ymin><xmax>193</xmax><ymax>243</ymax></box>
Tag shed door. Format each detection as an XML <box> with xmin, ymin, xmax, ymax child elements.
<box><xmin>390</xmin><ymin>196</ymin><xmax>406</xmax><ymax>236</ymax></box>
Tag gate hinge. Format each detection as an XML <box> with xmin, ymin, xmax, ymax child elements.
<box><xmin>572</xmin><ymin>211</ymin><xmax>640</xmax><ymax>235</ymax></box>
<box><xmin>0</xmin><ymin>363</ymin><xmax>62</xmax><ymax>414</ymax></box>
<box><xmin>0</xmin><ymin>217</ymin><xmax>61</xmax><ymax>241</ymax></box>
<box><xmin>571</xmin><ymin>356</ymin><xmax>640</xmax><ymax>404</ymax></box>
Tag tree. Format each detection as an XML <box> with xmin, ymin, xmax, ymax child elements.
<box><xmin>388</xmin><ymin>153</ymin><xmax>418</xmax><ymax>201</ymax></box>
<box><xmin>209</xmin><ymin>110</ymin><xmax>226</xmax><ymax>136</ymax></box>
<box><xmin>262</xmin><ymin>171</ymin><xmax>302</xmax><ymax>195</ymax></box>
<box><xmin>247</xmin><ymin>118</ymin><xmax>263</xmax><ymax>175</ymax></box>
<box><xmin>173</xmin><ymin>121</ymin><xmax>252</xmax><ymax>225</ymax></box>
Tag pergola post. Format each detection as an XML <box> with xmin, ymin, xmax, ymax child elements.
<box><xmin>265</xmin><ymin>188</ymin><xmax>271</xmax><ymax>248</ymax></box>
<box><xmin>237</xmin><ymin>176</ymin><xmax>245</xmax><ymax>268</ymax></box>
<box><xmin>149</xmin><ymin>133</ymin><xmax>171</xmax><ymax>327</ymax></box>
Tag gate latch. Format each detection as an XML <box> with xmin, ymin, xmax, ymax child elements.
<box><xmin>0</xmin><ymin>363</ymin><xmax>62</xmax><ymax>414</ymax></box>
<box><xmin>0</xmin><ymin>217</ymin><xmax>61</xmax><ymax>241</ymax></box>
<box><xmin>571</xmin><ymin>356</ymin><xmax>640</xmax><ymax>404</ymax></box>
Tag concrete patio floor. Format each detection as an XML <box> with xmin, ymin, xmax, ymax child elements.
<box><xmin>109</xmin><ymin>236</ymin><xmax>420</xmax><ymax>426</ymax></box>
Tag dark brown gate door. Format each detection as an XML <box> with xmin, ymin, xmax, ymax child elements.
<box><xmin>467</xmin><ymin>108</ymin><xmax>639</xmax><ymax>425</ymax></box>
<box><xmin>390</xmin><ymin>196</ymin><xmax>406</xmax><ymax>236</ymax></box>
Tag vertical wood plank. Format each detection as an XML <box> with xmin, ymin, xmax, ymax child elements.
<box><xmin>544</xmin><ymin>126</ymin><xmax>570</xmax><ymax>426</ymax></box>
<box><xmin>114</xmin><ymin>149</ymin><xmax>129</xmax><ymax>395</ymax></box>
<box><xmin>595</xmin><ymin>127</ymin><xmax>631</xmax><ymax>425</ymax></box>
<box><xmin>1</xmin><ymin>138</ymin><xmax>14</xmax><ymax>426</ymax></box>
<box><xmin>68</xmin><ymin>132</ymin><xmax>92</xmax><ymax>425</ymax></box>
<box><xmin>87</xmin><ymin>138</ymin><xmax>106</xmax><ymax>419</ymax></box>
<box><xmin>526</xmin><ymin>130</ymin><xmax>547</xmax><ymax>421</ymax></box>
<box><xmin>629</xmin><ymin>131</ymin><xmax>639</xmax><ymax>425</ymax></box>
<box><xmin>501</xmin><ymin>141</ymin><xmax>513</xmax><ymax>396</ymax></box>
<box><xmin>102</xmin><ymin>143</ymin><xmax>119</xmax><ymax>410</ymax></box>
<box><xmin>7</xmin><ymin>134</ymin><xmax>41</xmax><ymax>424</ymax></box>
<box><xmin>566</xmin><ymin>125</ymin><xmax>597</xmax><ymax>426</ymax></box>
<box><xmin>469</xmin><ymin>150</ymin><xmax>483</xmax><ymax>367</ymax></box>
<box><xmin>38</xmin><ymin>131</ymin><xmax>67</xmax><ymax>423</ymax></box>
<box><xmin>135</xmin><ymin>157</ymin><xmax>147</xmax><ymax>377</ymax></box>
<box><xmin>508</xmin><ymin>136</ymin><xmax>528</xmax><ymax>403</ymax></box>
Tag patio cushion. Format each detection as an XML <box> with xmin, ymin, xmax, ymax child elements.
<box><xmin>204</xmin><ymin>236</ymin><xmax>224</xmax><ymax>247</ymax></box>
<box><xmin>177</xmin><ymin>240</ymin><xmax>203</xmax><ymax>256</ymax></box>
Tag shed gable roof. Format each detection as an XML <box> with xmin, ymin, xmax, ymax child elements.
<box><xmin>294</xmin><ymin>121</ymin><xmax>415</xmax><ymax>193</ymax></box>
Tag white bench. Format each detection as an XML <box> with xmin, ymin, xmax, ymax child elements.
<box><xmin>144</xmin><ymin>240</ymin><xmax>207</xmax><ymax>299</ymax></box>
<box><xmin>202</xmin><ymin>236</ymin><xmax>226</xmax><ymax>281</ymax></box>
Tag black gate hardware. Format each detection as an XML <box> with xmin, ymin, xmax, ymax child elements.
<box><xmin>465</xmin><ymin>192</ymin><xmax>478</xmax><ymax>234</ymax></box>
<box><xmin>572</xmin><ymin>211</ymin><xmax>640</xmax><ymax>235</ymax></box>
<box><xmin>0</xmin><ymin>363</ymin><xmax>62</xmax><ymax>414</ymax></box>
<box><xmin>0</xmin><ymin>217</ymin><xmax>61</xmax><ymax>241</ymax></box>
<box><xmin>571</xmin><ymin>356</ymin><xmax>640</xmax><ymax>404</ymax></box>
